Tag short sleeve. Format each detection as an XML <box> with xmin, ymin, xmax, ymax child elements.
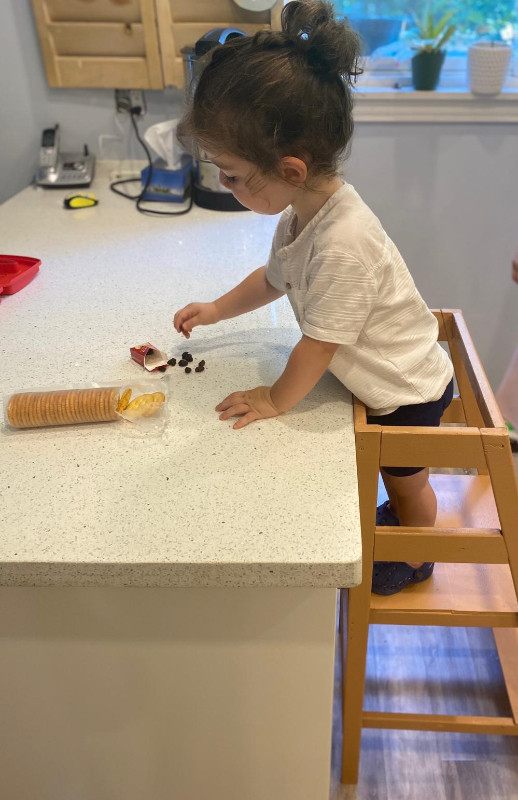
<box><xmin>265</xmin><ymin>211</ymin><xmax>291</xmax><ymax>292</ymax></box>
<box><xmin>265</xmin><ymin>252</ymin><xmax>285</xmax><ymax>292</ymax></box>
<box><xmin>301</xmin><ymin>252</ymin><xmax>378</xmax><ymax>345</ymax></box>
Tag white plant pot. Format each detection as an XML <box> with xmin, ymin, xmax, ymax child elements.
<box><xmin>468</xmin><ymin>42</ymin><xmax>512</xmax><ymax>96</ymax></box>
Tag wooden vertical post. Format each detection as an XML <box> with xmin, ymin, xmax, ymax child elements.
<box><xmin>341</xmin><ymin>412</ymin><xmax>381</xmax><ymax>784</ymax></box>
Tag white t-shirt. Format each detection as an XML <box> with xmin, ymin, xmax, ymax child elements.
<box><xmin>265</xmin><ymin>182</ymin><xmax>453</xmax><ymax>415</ymax></box>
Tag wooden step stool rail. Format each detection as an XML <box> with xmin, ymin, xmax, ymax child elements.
<box><xmin>341</xmin><ymin>309</ymin><xmax>518</xmax><ymax>784</ymax></box>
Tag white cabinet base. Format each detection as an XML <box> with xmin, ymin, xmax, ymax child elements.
<box><xmin>0</xmin><ymin>587</ymin><xmax>337</xmax><ymax>800</ymax></box>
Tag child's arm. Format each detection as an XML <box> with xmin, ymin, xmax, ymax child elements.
<box><xmin>216</xmin><ymin>334</ymin><xmax>339</xmax><ymax>429</ymax></box>
<box><xmin>173</xmin><ymin>267</ymin><xmax>284</xmax><ymax>339</ymax></box>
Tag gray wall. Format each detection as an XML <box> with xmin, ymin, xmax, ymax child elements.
<box><xmin>2</xmin><ymin>0</ymin><xmax>517</xmax><ymax>390</ymax></box>
<box><xmin>346</xmin><ymin>123</ymin><xmax>518</xmax><ymax>392</ymax></box>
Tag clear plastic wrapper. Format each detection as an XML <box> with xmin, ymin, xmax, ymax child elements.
<box><xmin>2</xmin><ymin>377</ymin><xmax>170</xmax><ymax>435</ymax></box>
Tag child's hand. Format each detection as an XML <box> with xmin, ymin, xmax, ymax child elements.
<box><xmin>173</xmin><ymin>302</ymin><xmax>219</xmax><ymax>339</ymax></box>
<box><xmin>216</xmin><ymin>386</ymin><xmax>280</xmax><ymax>430</ymax></box>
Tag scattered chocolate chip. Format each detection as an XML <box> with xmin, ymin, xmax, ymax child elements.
<box><xmin>182</xmin><ymin>352</ymin><xmax>190</xmax><ymax>359</ymax></box>
<box><xmin>167</xmin><ymin>358</ymin><xmax>177</xmax><ymax>366</ymax></box>
<box><xmin>147</xmin><ymin>348</ymin><xmax>155</xmax><ymax>355</ymax></box>
<box><xmin>194</xmin><ymin>366</ymin><xmax>204</xmax><ymax>373</ymax></box>
<box><xmin>185</xmin><ymin>367</ymin><xmax>191</xmax><ymax>374</ymax></box>
<box><xmin>186</xmin><ymin>354</ymin><xmax>193</xmax><ymax>362</ymax></box>
<box><xmin>179</xmin><ymin>359</ymin><xmax>188</xmax><ymax>367</ymax></box>
<box><xmin>198</xmin><ymin>360</ymin><xmax>205</xmax><ymax>367</ymax></box>
<box><xmin>158</xmin><ymin>365</ymin><xmax>167</xmax><ymax>372</ymax></box>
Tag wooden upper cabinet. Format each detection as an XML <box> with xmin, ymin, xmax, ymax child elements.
<box><xmin>31</xmin><ymin>0</ymin><xmax>283</xmax><ymax>90</ymax></box>
<box><xmin>156</xmin><ymin>0</ymin><xmax>283</xmax><ymax>89</ymax></box>
<box><xmin>30</xmin><ymin>0</ymin><xmax>164</xmax><ymax>89</ymax></box>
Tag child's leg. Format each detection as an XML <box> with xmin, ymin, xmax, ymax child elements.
<box><xmin>381</xmin><ymin>466</ymin><xmax>437</xmax><ymax>568</ymax></box>
<box><xmin>370</xmin><ymin>379</ymin><xmax>453</xmax><ymax>594</ymax></box>
<box><xmin>381</xmin><ymin>467</ymin><xmax>436</xmax><ymax>526</ymax></box>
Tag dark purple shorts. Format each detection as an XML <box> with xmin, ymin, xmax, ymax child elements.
<box><xmin>366</xmin><ymin>378</ymin><xmax>454</xmax><ymax>477</ymax></box>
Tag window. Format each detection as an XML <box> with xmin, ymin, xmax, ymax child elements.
<box><xmin>332</xmin><ymin>1</ymin><xmax>518</xmax><ymax>89</ymax></box>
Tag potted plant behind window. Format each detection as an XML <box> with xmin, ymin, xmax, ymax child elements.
<box><xmin>466</xmin><ymin>6</ymin><xmax>516</xmax><ymax>96</ymax></box>
<box><xmin>410</xmin><ymin>6</ymin><xmax>456</xmax><ymax>90</ymax></box>
<box><xmin>468</xmin><ymin>40</ymin><xmax>512</xmax><ymax>95</ymax></box>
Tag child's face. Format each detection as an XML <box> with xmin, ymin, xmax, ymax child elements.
<box><xmin>207</xmin><ymin>152</ymin><xmax>299</xmax><ymax>215</ymax></box>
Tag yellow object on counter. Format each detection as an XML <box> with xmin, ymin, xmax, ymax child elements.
<box><xmin>123</xmin><ymin>391</ymin><xmax>165</xmax><ymax>419</ymax></box>
<box><xmin>116</xmin><ymin>388</ymin><xmax>132</xmax><ymax>413</ymax></box>
<box><xmin>63</xmin><ymin>193</ymin><xmax>98</xmax><ymax>209</ymax></box>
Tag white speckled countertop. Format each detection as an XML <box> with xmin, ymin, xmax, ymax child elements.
<box><xmin>0</xmin><ymin>164</ymin><xmax>361</xmax><ymax>588</ymax></box>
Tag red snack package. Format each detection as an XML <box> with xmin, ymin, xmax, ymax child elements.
<box><xmin>130</xmin><ymin>343</ymin><xmax>169</xmax><ymax>372</ymax></box>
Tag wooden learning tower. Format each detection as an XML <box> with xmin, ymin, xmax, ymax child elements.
<box><xmin>341</xmin><ymin>309</ymin><xmax>518</xmax><ymax>784</ymax></box>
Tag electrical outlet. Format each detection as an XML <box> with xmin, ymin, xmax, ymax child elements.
<box><xmin>115</xmin><ymin>89</ymin><xmax>146</xmax><ymax>116</ymax></box>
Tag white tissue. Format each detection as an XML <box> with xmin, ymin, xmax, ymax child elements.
<box><xmin>143</xmin><ymin>119</ymin><xmax>182</xmax><ymax>169</ymax></box>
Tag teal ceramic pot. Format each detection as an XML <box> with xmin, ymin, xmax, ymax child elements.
<box><xmin>411</xmin><ymin>50</ymin><xmax>446</xmax><ymax>90</ymax></box>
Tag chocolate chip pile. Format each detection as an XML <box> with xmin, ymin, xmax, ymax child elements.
<box><xmin>166</xmin><ymin>352</ymin><xmax>205</xmax><ymax>375</ymax></box>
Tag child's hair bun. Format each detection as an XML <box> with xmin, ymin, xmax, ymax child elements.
<box><xmin>177</xmin><ymin>0</ymin><xmax>361</xmax><ymax>181</ymax></box>
<box><xmin>282</xmin><ymin>0</ymin><xmax>361</xmax><ymax>85</ymax></box>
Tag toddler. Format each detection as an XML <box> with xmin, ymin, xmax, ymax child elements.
<box><xmin>174</xmin><ymin>0</ymin><xmax>454</xmax><ymax>595</ymax></box>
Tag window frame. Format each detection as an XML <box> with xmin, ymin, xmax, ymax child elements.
<box><xmin>327</xmin><ymin>0</ymin><xmax>518</xmax><ymax>119</ymax></box>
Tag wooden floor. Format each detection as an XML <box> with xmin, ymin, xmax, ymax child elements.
<box><xmin>330</xmin><ymin>454</ymin><xmax>518</xmax><ymax>800</ymax></box>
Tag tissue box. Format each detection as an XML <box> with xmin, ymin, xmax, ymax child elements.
<box><xmin>140</xmin><ymin>156</ymin><xmax>192</xmax><ymax>203</ymax></box>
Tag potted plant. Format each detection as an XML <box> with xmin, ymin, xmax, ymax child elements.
<box><xmin>468</xmin><ymin>40</ymin><xmax>512</xmax><ymax>95</ymax></box>
<box><xmin>410</xmin><ymin>6</ymin><xmax>457</xmax><ymax>90</ymax></box>
<box><xmin>465</xmin><ymin>5</ymin><xmax>516</xmax><ymax>97</ymax></box>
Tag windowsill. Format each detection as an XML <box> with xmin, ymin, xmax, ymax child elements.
<box><xmin>353</xmin><ymin>86</ymin><xmax>518</xmax><ymax>123</ymax></box>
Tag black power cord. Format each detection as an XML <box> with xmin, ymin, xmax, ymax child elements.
<box><xmin>109</xmin><ymin>108</ymin><xmax>193</xmax><ymax>216</ymax></box>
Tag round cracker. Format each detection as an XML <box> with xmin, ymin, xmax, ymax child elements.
<box><xmin>63</xmin><ymin>389</ymin><xmax>76</xmax><ymax>424</ymax></box>
<box><xmin>61</xmin><ymin>389</ymin><xmax>76</xmax><ymax>424</ymax></box>
<box><xmin>107</xmin><ymin>387</ymin><xmax>120</xmax><ymax>420</ymax></box>
<box><xmin>30</xmin><ymin>392</ymin><xmax>44</xmax><ymax>428</ymax></box>
<box><xmin>74</xmin><ymin>389</ymin><xmax>89</xmax><ymax>423</ymax></box>
<box><xmin>42</xmin><ymin>391</ymin><xmax>60</xmax><ymax>426</ymax></box>
<box><xmin>38</xmin><ymin>391</ymin><xmax>53</xmax><ymax>426</ymax></box>
<box><xmin>44</xmin><ymin>391</ymin><xmax>61</xmax><ymax>426</ymax></box>
<box><xmin>25</xmin><ymin>392</ymin><xmax>42</xmax><ymax>428</ymax></box>
<box><xmin>17</xmin><ymin>392</ymin><xmax>34</xmax><ymax>428</ymax></box>
<box><xmin>84</xmin><ymin>388</ymin><xmax>99</xmax><ymax>423</ymax></box>
<box><xmin>95</xmin><ymin>388</ymin><xmax>105</xmax><ymax>421</ymax></box>
<box><xmin>56</xmin><ymin>391</ymin><xmax>71</xmax><ymax>426</ymax></box>
<box><xmin>7</xmin><ymin>394</ymin><xmax>24</xmax><ymax>428</ymax></box>
<box><xmin>100</xmin><ymin>387</ymin><xmax>115</xmax><ymax>421</ymax></box>
<box><xmin>96</xmin><ymin>388</ymin><xmax>108</xmax><ymax>421</ymax></box>
<box><xmin>90</xmin><ymin>388</ymin><xmax>104</xmax><ymax>422</ymax></box>
<box><xmin>12</xmin><ymin>393</ymin><xmax>28</xmax><ymax>428</ymax></box>
<box><xmin>69</xmin><ymin>389</ymin><xmax>81</xmax><ymax>424</ymax></box>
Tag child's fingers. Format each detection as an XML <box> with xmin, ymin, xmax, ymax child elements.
<box><xmin>173</xmin><ymin>309</ymin><xmax>190</xmax><ymax>330</ymax></box>
<box><xmin>218</xmin><ymin>402</ymin><xmax>249</xmax><ymax>420</ymax></box>
<box><xmin>173</xmin><ymin>310</ymin><xmax>185</xmax><ymax>332</ymax></box>
<box><xmin>233</xmin><ymin>412</ymin><xmax>257</xmax><ymax>430</ymax></box>
<box><xmin>215</xmin><ymin>392</ymin><xmax>244</xmax><ymax>412</ymax></box>
<box><xmin>174</xmin><ymin>306</ymin><xmax>197</xmax><ymax>334</ymax></box>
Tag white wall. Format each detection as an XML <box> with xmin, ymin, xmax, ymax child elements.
<box><xmin>346</xmin><ymin>123</ymin><xmax>518</xmax><ymax>391</ymax></box>
<box><xmin>1</xmin><ymin>0</ymin><xmax>517</xmax><ymax>390</ymax></box>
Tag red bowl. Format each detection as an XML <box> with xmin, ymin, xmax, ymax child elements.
<box><xmin>0</xmin><ymin>255</ymin><xmax>41</xmax><ymax>295</ymax></box>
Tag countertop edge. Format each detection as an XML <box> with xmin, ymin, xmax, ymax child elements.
<box><xmin>0</xmin><ymin>559</ymin><xmax>362</xmax><ymax>589</ymax></box>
